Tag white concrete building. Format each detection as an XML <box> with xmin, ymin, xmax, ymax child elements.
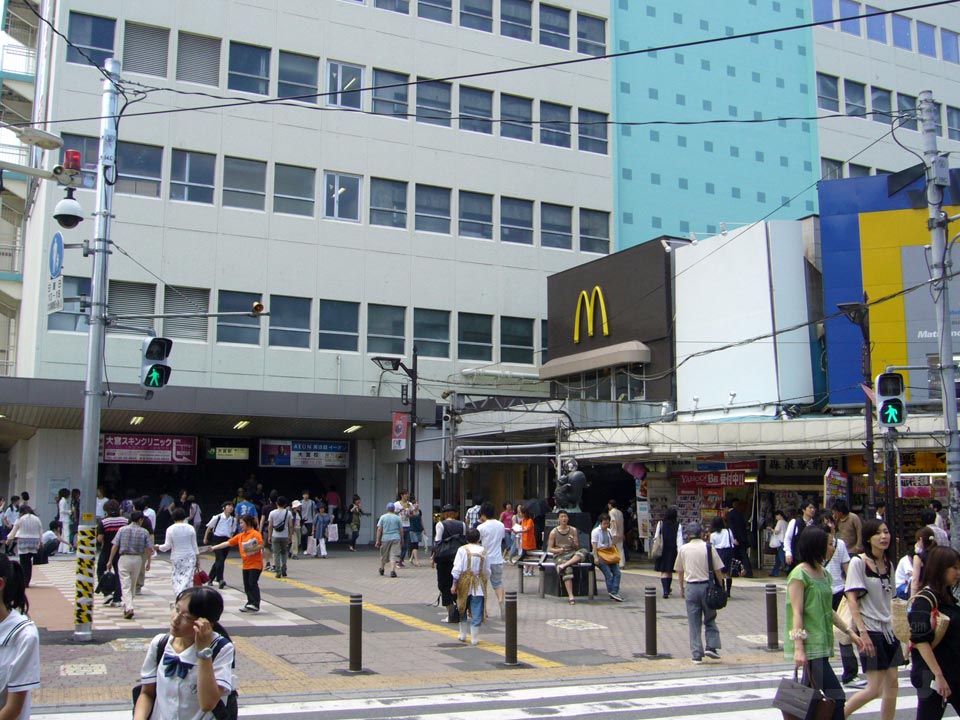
<box><xmin>0</xmin><ymin>0</ymin><xmax>612</xmax><ymax>525</ymax></box>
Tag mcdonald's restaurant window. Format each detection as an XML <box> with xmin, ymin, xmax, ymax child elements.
<box><xmin>551</xmin><ymin>364</ymin><xmax>645</xmax><ymax>401</ymax></box>
<box><xmin>615</xmin><ymin>363</ymin><xmax>646</xmax><ymax>400</ymax></box>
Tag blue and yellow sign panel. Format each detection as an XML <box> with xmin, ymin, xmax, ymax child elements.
<box><xmin>820</xmin><ymin>171</ymin><xmax>960</xmax><ymax>405</ymax></box>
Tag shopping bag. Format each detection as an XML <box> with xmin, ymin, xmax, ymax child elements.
<box><xmin>772</xmin><ymin>666</ymin><xmax>835</xmax><ymax>720</ymax></box>
<box><xmin>306</xmin><ymin>536</ymin><xmax>317</xmax><ymax>556</ymax></box>
<box><xmin>326</xmin><ymin>523</ymin><xmax>339</xmax><ymax>543</ymax></box>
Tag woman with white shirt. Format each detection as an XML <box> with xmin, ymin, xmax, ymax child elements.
<box><xmin>4</xmin><ymin>506</ymin><xmax>42</xmax><ymax>588</ymax></box>
<box><xmin>158</xmin><ymin>508</ymin><xmax>200</xmax><ymax>598</ymax></box>
<box><xmin>769</xmin><ymin>510</ymin><xmax>788</xmax><ymax>577</ymax></box>
<box><xmin>710</xmin><ymin>516</ymin><xmax>736</xmax><ymax>598</ymax></box>
<box><xmin>0</xmin><ymin>554</ymin><xmax>39</xmax><ymax>720</ymax></box>
<box><xmin>451</xmin><ymin>527</ymin><xmax>490</xmax><ymax>646</ymax></box>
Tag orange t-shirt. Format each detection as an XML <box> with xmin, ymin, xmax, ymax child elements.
<box><xmin>521</xmin><ymin>518</ymin><xmax>536</xmax><ymax>551</ymax></box>
<box><xmin>228</xmin><ymin>529</ymin><xmax>264</xmax><ymax>570</ymax></box>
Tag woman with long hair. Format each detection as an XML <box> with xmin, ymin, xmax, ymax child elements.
<box><xmin>157</xmin><ymin>507</ymin><xmax>200</xmax><ymax>599</ymax></box>
<box><xmin>709</xmin><ymin>515</ymin><xmax>735</xmax><ymax>598</ymax></box>
<box><xmin>5</xmin><ymin>505</ymin><xmax>42</xmax><ymax>588</ymax></box>
<box><xmin>911</xmin><ymin>526</ymin><xmax>937</xmax><ymax>597</ymax></box>
<box><xmin>654</xmin><ymin>507</ymin><xmax>681</xmax><ymax>599</ymax></box>
<box><xmin>133</xmin><ymin>586</ymin><xmax>236</xmax><ymax>720</ymax></box>
<box><xmin>843</xmin><ymin>519</ymin><xmax>901</xmax><ymax>720</ymax></box>
<box><xmin>0</xmin><ymin>554</ymin><xmax>38</xmax><ymax>719</ymax></box>
<box><xmin>347</xmin><ymin>495</ymin><xmax>364</xmax><ymax>552</ymax></box>
<box><xmin>908</xmin><ymin>544</ymin><xmax>960</xmax><ymax>719</ymax></box>
<box><xmin>786</xmin><ymin>526</ymin><xmax>864</xmax><ymax>720</ymax></box>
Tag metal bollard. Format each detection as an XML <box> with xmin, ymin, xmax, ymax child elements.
<box><xmin>765</xmin><ymin>584</ymin><xmax>779</xmax><ymax>650</ymax></box>
<box><xmin>349</xmin><ymin>593</ymin><xmax>362</xmax><ymax>672</ymax></box>
<box><xmin>644</xmin><ymin>586</ymin><xmax>658</xmax><ymax>657</ymax></box>
<box><xmin>504</xmin><ymin>590</ymin><xmax>518</xmax><ymax>666</ymax></box>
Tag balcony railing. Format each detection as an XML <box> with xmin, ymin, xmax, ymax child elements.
<box><xmin>0</xmin><ymin>359</ymin><xmax>13</xmax><ymax>377</ymax></box>
<box><xmin>1</xmin><ymin>45</ymin><xmax>36</xmax><ymax>76</ymax></box>
<box><xmin>0</xmin><ymin>243</ymin><xmax>22</xmax><ymax>274</ymax></box>
<box><xmin>0</xmin><ymin>143</ymin><xmax>28</xmax><ymax>166</ymax></box>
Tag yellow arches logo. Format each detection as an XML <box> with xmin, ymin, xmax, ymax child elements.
<box><xmin>573</xmin><ymin>286</ymin><xmax>609</xmax><ymax>343</ymax></box>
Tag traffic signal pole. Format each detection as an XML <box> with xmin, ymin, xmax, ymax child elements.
<box><xmin>74</xmin><ymin>58</ymin><xmax>120</xmax><ymax>640</ymax></box>
<box><xmin>919</xmin><ymin>91</ymin><xmax>960</xmax><ymax>551</ymax></box>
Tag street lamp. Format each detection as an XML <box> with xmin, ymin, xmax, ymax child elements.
<box><xmin>838</xmin><ymin>296</ymin><xmax>877</xmax><ymax>511</ymax></box>
<box><xmin>372</xmin><ymin>346</ymin><xmax>419</xmax><ymax>489</ymax></box>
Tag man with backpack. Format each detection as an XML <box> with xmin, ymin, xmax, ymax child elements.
<box><xmin>432</xmin><ymin>504</ymin><xmax>466</xmax><ymax>623</ymax></box>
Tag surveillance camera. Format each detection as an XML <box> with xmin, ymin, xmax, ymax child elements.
<box><xmin>53</xmin><ymin>189</ymin><xmax>84</xmax><ymax>229</ymax></box>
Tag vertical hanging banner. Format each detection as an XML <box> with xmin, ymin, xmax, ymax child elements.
<box><xmin>391</xmin><ymin>412</ymin><xmax>408</xmax><ymax>451</ymax></box>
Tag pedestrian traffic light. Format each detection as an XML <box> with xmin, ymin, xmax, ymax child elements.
<box><xmin>141</xmin><ymin>337</ymin><xmax>172</xmax><ymax>389</ymax></box>
<box><xmin>875</xmin><ymin>372</ymin><xmax>906</xmax><ymax>427</ymax></box>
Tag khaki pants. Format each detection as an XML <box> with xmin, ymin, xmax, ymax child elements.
<box><xmin>118</xmin><ymin>554</ymin><xmax>142</xmax><ymax>613</ymax></box>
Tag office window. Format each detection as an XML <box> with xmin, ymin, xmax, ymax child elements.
<box><xmin>324</xmin><ymin>172</ymin><xmax>361</xmax><ymax>221</ymax></box>
<box><xmin>458</xmin><ymin>313</ymin><xmax>492</xmax><ymax>361</ymax></box>
<box><xmin>414</xmin><ymin>309</ymin><xmax>449</xmax><ymax>358</ymax></box>
<box><xmin>274</xmin><ymin>164</ymin><xmax>315</xmax><ymax>217</ymax></box>
<box><xmin>375</xmin><ymin>0</ymin><xmax>410</xmax><ymax>12</ymax></box>
<box><xmin>269</xmin><ymin>295</ymin><xmax>311</xmax><ymax>348</ymax></box>
<box><xmin>372</xmin><ymin>69</ymin><xmax>408</xmax><ymax>116</ymax></box>
<box><xmin>501</xmin><ymin>317</ymin><xmax>534</xmax><ymax>364</ymax></box>
<box><xmin>812</xmin><ymin>0</ymin><xmax>834</xmax><ymax>27</ymax></box>
<box><xmin>123</xmin><ymin>22</ymin><xmax>169</xmax><ymax>77</ymax></box>
<box><xmin>318</xmin><ymin>300</ymin><xmax>359</xmax><ymax>351</ymax></box>
<box><xmin>162</xmin><ymin>286</ymin><xmax>209</xmax><ymax>341</ymax></box>
<box><xmin>501</xmin><ymin>0</ymin><xmax>532</xmax><ymax>40</ymax></box>
<box><xmin>217</xmin><ymin>290</ymin><xmax>262</xmax><ymax>344</ymax></box>
<box><xmin>459</xmin><ymin>191</ymin><xmax>493</xmax><ymax>239</ymax></box>
<box><xmin>461</xmin><ymin>0</ymin><xmax>493</xmax><ymax>31</ymax></box>
<box><xmin>866</xmin><ymin>6</ymin><xmax>886</xmax><ymax>42</ymax></box>
<box><xmin>115</xmin><ymin>141</ymin><xmax>162</xmax><ymax>197</ymax></box>
<box><xmin>540</xmin><ymin>5</ymin><xmax>570</xmax><ymax>49</ymax></box>
<box><xmin>541</xmin><ymin>203</ymin><xmax>572</xmax><ymax>249</ymax></box>
<box><xmin>370</xmin><ymin>178</ymin><xmax>408</xmax><ymax>228</ymax></box>
<box><xmin>578</xmin><ymin>109</ymin><xmax>608</xmax><ymax>154</ymax></box>
<box><xmin>228</xmin><ymin>42</ymin><xmax>270</xmax><ymax>95</ymax></box>
<box><xmin>67</xmin><ymin>12</ymin><xmax>115</xmax><ymax>66</ymax></box>
<box><xmin>460</xmin><ymin>86</ymin><xmax>493</xmax><ymax>133</ymax></box>
<box><xmin>541</xmin><ymin>319</ymin><xmax>549</xmax><ymax>363</ymax></box>
<box><xmin>501</xmin><ymin>197</ymin><xmax>533</xmax><ymax>244</ymax></box>
<box><xmin>948</xmin><ymin>106</ymin><xmax>960</xmax><ymax>140</ymax></box>
<box><xmin>892</xmin><ymin>14</ymin><xmax>912</xmax><ymax>49</ymax></box>
<box><xmin>105</xmin><ymin>283</ymin><xmax>153</xmax><ymax>340</ymax></box>
<box><xmin>933</xmin><ymin>101</ymin><xmax>944</xmax><ymax>136</ymax></box>
<box><xmin>816</xmin><ymin>73</ymin><xmax>839</xmax><ymax>111</ymax></box>
<box><xmin>917</xmin><ymin>21</ymin><xmax>937</xmax><ymax>56</ymax></box>
<box><xmin>898</xmin><ymin>93</ymin><xmax>918</xmax><ymax>130</ymax></box>
<box><xmin>48</xmin><ymin>276</ymin><xmax>90</xmax><ymax>331</ymax></box>
<box><xmin>821</xmin><ymin>157</ymin><xmax>843</xmax><ymax>179</ymax></box>
<box><xmin>61</xmin><ymin>134</ymin><xmax>98</xmax><ymax>189</ymax></box>
<box><xmin>942</xmin><ymin>29</ymin><xmax>960</xmax><ymax>63</ymax></box>
<box><xmin>541</xmin><ymin>102</ymin><xmax>571</xmax><ymax>147</ymax></box>
<box><xmin>871</xmin><ymin>87</ymin><xmax>892</xmax><ymax>125</ymax></box>
<box><xmin>278</xmin><ymin>51</ymin><xmax>318</xmax><ymax>102</ymax></box>
<box><xmin>416</xmin><ymin>79</ymin><xmax>452</xmax><ymax>126</ymax></box>
<box><xmin>223</xmin><ymin>157</ymin><xmax>266</xmax><ymax>210</ymax></box>
<box><xmin>170</xmin><ymin>149</ymin><xmax>215</xmax><ymax>204</ymax></box>
<box><xmin>327</xmin><ymin>61</ymin><xmax>363</xmax><ymax>109</ymax></box>
<box><xmin>839</xmin><ymin>0</ymin><xmax>861</xmax><ymax>35</ymax></box>
<box><xmin>580</xmin><ymin>209</ymin><xmax>610</xmax><ymax>254</ymax></box>
<box><xmin>848</xmin><ymin>163</ymin><xmax>871</xmax><ymax>177</ymax></box>
<box><xmin>845</xmin><ymin>80</ymin><xmax>866</xmax><ymax>117</ymax></box>
<box><xmin>176</xmin><ymin>32</ymin><xmax>220</xmax><ymax>86</ymax></box>
<box><xmin>415</xmin><ymin>185</ymin><xmax>451</xmax><ymax>233</ymax></box>
<box><xmin>419</xmin><ymin>0</ymin><xmax>452</xmax><ymax>23</ymax></box>
<box><xmin>501</xmin><ymin>94</ymin><xmax>533</xmax><ymax>141</ymax></box>
<box><xmin>367</xmin><ymin>304</ymin><xmax>405</xmax><ymax>355</ymax></box>
<box><xmin>577</xmin><ymin>14</ymin><xmax>606</xmax><ymax>56</ymax></box>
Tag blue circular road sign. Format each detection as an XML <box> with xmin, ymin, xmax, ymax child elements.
<box><xmin>49</xmin><ymin>232</ymin><xmax>64</xmax><ymax>278</ymax></box>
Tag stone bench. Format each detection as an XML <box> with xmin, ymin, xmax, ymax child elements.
<box><xmin>516</xmin><ymin>551</ymin><xmax>596</xmax><ymax>600</ymax></box>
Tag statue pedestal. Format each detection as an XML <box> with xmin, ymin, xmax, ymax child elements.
<box><xmin>545</xmin><ymin>512</ymin><xmax>592</xmax><ymax>550</ymax></box>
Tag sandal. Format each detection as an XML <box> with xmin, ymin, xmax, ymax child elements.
<box><xmin>568</xmin><ymin>599</ymin><xmax>576</xmax><ymax>605</ymax></box>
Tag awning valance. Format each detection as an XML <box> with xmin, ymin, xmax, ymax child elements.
<box><xmin>538</xmin><ymin>340</ymin><xmax>652</xmax><ymax>380</ymax></box>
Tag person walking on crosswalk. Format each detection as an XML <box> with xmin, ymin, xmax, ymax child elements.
<box><xmin>674</xmin><ymin>522</ymin><xmax>724</xmax><ymax>664</ymax></box>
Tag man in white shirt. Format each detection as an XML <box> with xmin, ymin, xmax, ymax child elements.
<box><xmin>267</xmin><ymin>497</ymin><xmax>294</xmax><ymax>579</ymax></box>
<box><xmin>922</xmin><ymin>508</ymin><xmax>950</xmax><ymax>548</ymax></box>
<box><xmin>607</xmin><ymin>499</ymin><xmax>626</xmax><ymax>568</ymax></box>
<box><xmin>393</xmin><ymin>490</ymin><xmax>412</xmax><ymax>568</ymax></box>
<box><xmin>477</xmin><ymin>502</ymin><xmax>506</xmax><ymax>615</ymax></box>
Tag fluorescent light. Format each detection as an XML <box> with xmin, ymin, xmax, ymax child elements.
<box><xmin>129</xmin><ymin>416</ymin><xmax>144</xmax><ymax>426</ymax></box>
<box><xmin>233</xmin><ymin>420</ymin><xmax>250</xmax><ymax>430</ymax></box>
<box><xmin>0</xmin><ymin>414</ymin><xmax>6</xmax><ymax>419</ymax></box>
<box><xmin>343</xmin><ymin>425</ymin><xmax>362</xmax><ymax>434</ymax></box>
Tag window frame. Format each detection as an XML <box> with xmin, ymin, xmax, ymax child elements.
<box><xmin>898</xmin><ymin>93</ymin><xmax>918</xmax><ymax>130</ymax></box>
<box><xmin>501</xmin><ymin>0</ymin><xmax>532</xmax><ymax>40</ymax></box>
<box><xmin>268</xmin><ymin>294</ymin><xmax>311</xmax><ymax>349</ymax></box>
<box><xmin>170</xmin><ymin>148</ymin><xmax>216</xmax><ymax>204</ymax></box>
<box><xmin>115</xmin><ymin>141</ymin><xmax>163</xmax><ymax>198</ymax></box>
<box><xmin>323</xmin><ymin>172</ymin><xmax>362</xmax><ymax>222</ymax></box>
<box><xmin>501</xmin><ymin>93</ymin><xmax>533</xmax><ymax>141</ymax></box>
<box><xmin>416</xmin><ymin>78</ymin><xmax>452</xmax><ymax>126</ymax></box>
<box><xmin>838</xmin><ymin>0</ymin><xmax>862</xmax><ymax>36</ymax></box>
<box><xmin>367</xmin><ymin>304</ymin><xmax>406</xmax><ymax>355</ymax></box>
<box><xmin>461</xmin><ymin>0</ymin><xmax>493</xmax><ymax>32</ymax></box>
<box><xmin>375</xmin><ymin>0</ymin><xmax>410</xmax><ymax>12</ymax></box>
<box><xmin>460</xmin><ymin>86</ymin><xmax>494</xmax><ymax>134</ymax></box>
<box><xmin>278</xmin><ymin>51</ymin><xmax>319</xmax><ymax>103</ymax></box>
<box><xmin>122</xmin><ymin>22</ymin><xmax>169</xmax><ymax>78</ymax></box>
<box><xmin>414</xmin><ymin>308</ymin><xmax>450</xmax><ymax>359</ymax></box>
<box><xmin>227</xmin><ymin>41</ymin><xmax>270</xmax><ymax>96</ymax></box>
<box><xmin>541</xmin><ymin>203</ymin><xmax>573</xmax><ymax>250</ymax></box>
<box><xmin>217</xmin><ymin>290</ymin><xmax>262</xmax><ymax>345</ymax></box>
<box><xmin>327</xmin><ymin>60</ymin><xmax>364</xmax><ymax>109</ymax></box>
<box><xmin>501</xmin><ymin>196</ymin><xmax>533</xmax><ymax>245</ymax></box>
<box><xmin>222</xmin><ymin>156</ymin><xmax>267</xmax><ymax>211</ymax></box>
<box><xmin>539</xmin><ymin>4</ymin><xmax>570</xmax><ymax>49</ymax></box>
<box><xmin>892</xmin><ymin>14</ymin><xmax>912</xmax><ymax>50</ymax></box>
<box><xmin>458</xmin><ymin>312</ymin><xmax>493</xmax><ymax>361</ymax></box>
<box><xmin>816</xmin><ymin>73</ymin><xmax>840</xmax><ymax>112</ymax></box>
<box><xmin>500</xmin><ymin>316</ymin><xmax>534</xmax><ymax>364</ymax></box>
<box><xmin>318</xmin><ymin>300</ymin><xmax>360</xmax><ymax>351</ymax></box>
<box><xmin>576</xmin><ymin>13</ymin><xmax>605</xmax><ymax>56</ymax></box>
<box><xmin>579</xmin><ymin>208</ymin><xmax>610</xmax><ymax>254</ymax></box>
<box><xmin>415</xmin><ymin>184</ymin><xmax>451</xmax><ymax>234</ymax></box>
<box><xmin>372</xmin><ymin>68</ymin><xmax>409</xmax><ymax>117</ymax></box>
<box><xmin>458</xmin><ymin>190</ymin><xmax>494</xmax><ymax>239</ymax></box>
<box><xmin>578</xmin><ymin>108</ymin><xmax>608</xmax><ymax>154</ymax></box>
<box><xmin>540</xmin><ymin>101</ymin><xmax>571</xmax><ymax>148</ymax></box>
<box><xmin>418</xmin><ymin>0</ymin><xmax>452</xmax><ymax>23</ymax></box>
<box><xmin>917</xmin><ymin>21</ymin><xmax>937</xmax><ymax>57</ymax></box>
<box><xmin>865</xmin><ymin>6</ymin><xmax>887</xmax><ymax>42</ymax></box>
<box><xmin>844</xmin><ymin>79</ymin><xmax>866</xmax><ymax>117</ymax></box>
<box><xmin>871</xmin><ymin>86</ymin><xmax>892</xmax><ymax>125</ymax></box>
<box><xmin>370</xmin><ymin>178</ymin><xmax>408</xmax><ymax>228</ymax></box>
<box><xmin>67</xmin><ymin>12</ymin><xmax>115</xmax><ymax>66</ymax></box>
<box><xmin>942</xmin><ymin>28</ymin><xmax>960</xmax><ymax>63</ymax></box>
<box><xmin>948</xmin><ymin>106</ymin><xmax>960</xmax><ymax>141</ymax></box>
<box><xmin>273</xmin><ymin>163</ymin><xmax>316</xmax><ymax>217</ymax></box>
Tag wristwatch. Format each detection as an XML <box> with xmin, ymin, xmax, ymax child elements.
<box><xmin>197</xmin><ymin>647</ymin><xmax>214</xmax><ymax>660</ymax></box>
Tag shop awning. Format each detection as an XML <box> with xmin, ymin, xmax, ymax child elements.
<box><xmin>539</xmin><ymin>340</ymin><xmax>652</xmax><ymax>380</ymax></box>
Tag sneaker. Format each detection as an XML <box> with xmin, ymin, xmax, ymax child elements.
<box><xmin>843</xmin><ymin>678</ymin><xmax>867</xmax><ymax>689</ymax></box>
<box><xmin>692</xmin><ymin>657</ymin><xmax>703</xmax><ymax>664</ymax></box>
<box><xmin>397</xmin><ymin>562</ymin><xmax>405</xmax><ymax>568</ymax></box>
<box><xmin>609</xmin><ymin>592</ymin><xmax>625</xmax><ymax>602</ymax></box>
<box><xmin>704</xmin><ymin>649</ymin><xmax>721</xmax><ymax>660</ymax></box>
<box><xmin>281</xmin><ymin>570</ymin><xmax>287</xmax><ymax>577</ymax></box>
<box><xmin>390</xmin><ymin>571</ymin><xmax>398</xmax><ymax>578</ymax></box>
<box><xmin>238</xmin><ymin>606</ymin><xmax>251</xmax><ymax>613</ymax></box>
<box><xmin>265</xmin><ymin>564</ymin><xmax>273</xmax><ymax>571</ymax></box>
<box><xmin>218</xmin><ymin>582</ymin><xmax>227</xmax><ymax>590</ymax></box>
<box><xmin>123</xmin><ymin>611</ymin><xmax>135</xmax><ymax>620</ymax></box>
<box><xmin>379</xmin><ymin>567</ymin><xmax>385</xmax><ymax>576</ymax></box>
<box><xmin>275</xmin><ymin>573</ymin><xmax>282</xmax><ymax>579</ymax></box>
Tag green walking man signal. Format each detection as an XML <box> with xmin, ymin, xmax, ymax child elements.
<box><xmin>141</xmin><ymin>337</ymin><xmax>172</xmax><ymax>390</ymax></box>
<box><xmin>875</xmin><ymin>372</ymin><xmax>906</xmax><ymax>428</ymax></box>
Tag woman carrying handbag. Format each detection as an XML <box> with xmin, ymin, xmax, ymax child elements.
<box><xmin>785</xmin><ymin>526</ymin><xmax>864</xmax><ymax>720</ymax></box>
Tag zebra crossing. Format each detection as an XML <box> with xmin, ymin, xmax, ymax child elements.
<box><xmin>32</xmin><ymin>668</ymin><xmax>932</xmax><ymax>719</ymax></box>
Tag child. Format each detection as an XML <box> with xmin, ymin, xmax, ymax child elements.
<box><xmin>0</xmin><ymin>554</ymin><xmax>39</xmax><ymax>719</ymax></box>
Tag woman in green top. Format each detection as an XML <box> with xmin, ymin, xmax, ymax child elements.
<box><xmin>786</xmin><ymin>526</ymin><xmax>865</xmax><ymax>720</ymax></box>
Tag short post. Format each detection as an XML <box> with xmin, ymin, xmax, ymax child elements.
<box><xmin>644</xmin><ymin>586</ymin><xmax>657</xmax><ymax>657</ymax></box>
<box><xmin>504</xmin><ymin>590</ymin><xmax>518</xmax><ymax>666</ymax></box>
<box><xmin>349</xmin><ymin>593</ymin><xmax>362</xmax><ymax>672</ymax></box>
<box><xmin>765</xmin><ymin>584</ymin><xmax>779</xmax><ymax>650</ymax></box>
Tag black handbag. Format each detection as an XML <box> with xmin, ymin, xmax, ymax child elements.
<box><xmin>704</xmin><ymin>543</ymin><xmax>727</xmax><ymax>610</ymax></box>
<box><xmin>773</xmin><ymin>665</ymin><xmax>835</xmax><ymax>720</ymax></box>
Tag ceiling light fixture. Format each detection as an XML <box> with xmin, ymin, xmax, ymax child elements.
<box><xmin>129</xmin><ymin>416</ymin><xmax>144</xmax><ymax>426</ymax></box>
<box><xmin>343</xmin><ymin>425</ymin><xmax>362</xmax><ymax>434</ymax></box>
<box><xmin>233</xmin><ymin>420</ymin><xmax>250</xmax><ymax>430</ymax></box>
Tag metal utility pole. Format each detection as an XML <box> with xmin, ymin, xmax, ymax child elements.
<box><xmin>919</xmin><ymin>90</ymin><xmax>960</xmax><ymax>552</ymax></box>
<box><xmin>408</xmin><ymin>346</ymin><xmax>418</xmax><ymax>492</ymax></box>
<box><xmin>74</xmin><ymin>58</ymin><xmax>120</xmax><ymax>640</ymax></box>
